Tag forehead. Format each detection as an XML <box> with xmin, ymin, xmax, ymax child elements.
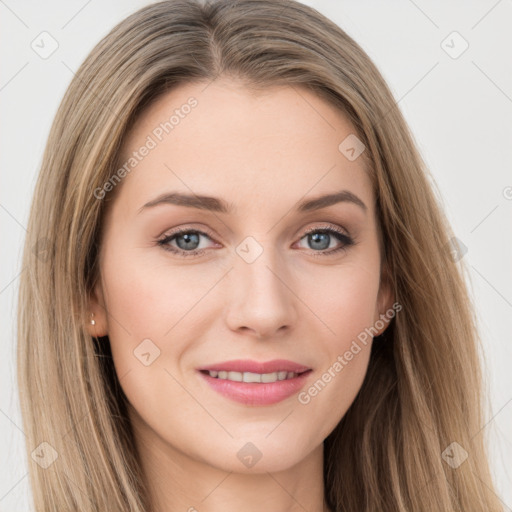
<box><xmin>113</xmin><ymin>79</ymin><xmax>373</xmax><ymax>218</ymax></box>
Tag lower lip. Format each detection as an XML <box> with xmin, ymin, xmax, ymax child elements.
<box><xmin>198</xmin><ymin>370</ymin><xmax>312</xmax><ymax>406</ymax></box>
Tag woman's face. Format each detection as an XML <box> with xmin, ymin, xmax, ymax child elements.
<box><xmin>89</xmin><ymin>78</ymin><xmax>392</xmax><ymax>473</ymax></box>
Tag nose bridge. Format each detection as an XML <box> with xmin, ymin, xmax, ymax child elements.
<box><xmin>225</xmin><ymin>235</ymin><xmax>298</xmax><ymax>337</ymax></box>
<box><xmin>235</xmin><ymin>235</ymin><xmax>290</xmax><ymax>300</ymax></box>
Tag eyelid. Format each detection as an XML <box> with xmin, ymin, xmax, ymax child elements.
<box><xmin>299</xmin><ymin>223</ymin><xmax>351</xmax><ymax>238</ymax></box>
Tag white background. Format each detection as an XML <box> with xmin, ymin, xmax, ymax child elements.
<box><xmin>1</xmin><ymin>1</ymin><xmax>511</xmax><ymax>510</ymax></box>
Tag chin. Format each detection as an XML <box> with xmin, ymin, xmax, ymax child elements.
<box><xmin>200</xmin><ymin>437</ymin><xmax>318</xmax><ymax>475</ymax></box>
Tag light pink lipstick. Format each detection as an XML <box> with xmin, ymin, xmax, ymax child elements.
<box><xmin>197</xmin><ymin>359</ymin><xmax>312</xmax><ymax>406</ymax></box>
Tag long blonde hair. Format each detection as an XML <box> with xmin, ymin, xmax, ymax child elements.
<box><xmin>17</xmin><ymin>0</ymin><xmax>503</xmax><ymax>510</ymax></box>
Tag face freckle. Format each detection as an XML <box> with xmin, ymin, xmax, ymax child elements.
<box><xmin>90</xmin><ymin>77</ymin><xmax>393</xmax><ymax>477</ymax></box>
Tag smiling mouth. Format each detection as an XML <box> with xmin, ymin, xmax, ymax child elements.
<box><xmin>200</xmin><ymin>369</ymin><xmax>311</xmax><ymax>383</ymax></box>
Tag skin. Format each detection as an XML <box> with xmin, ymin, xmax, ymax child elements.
<box><xmin>88</xmin><ymin>78</ymin><xmax>393</xmax><ymax>512</ymax></box>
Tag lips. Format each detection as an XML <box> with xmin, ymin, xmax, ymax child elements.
<box><xmin>197</xmin><ymin>359</ymin><xmax>312</xmax><ymax>406</ymax></box>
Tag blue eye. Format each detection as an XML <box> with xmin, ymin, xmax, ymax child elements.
<box><xmin>157</xmin><ymin>229</ymin><xmax>214</xmax><ymax>257</ymax></box>
<box><xmin>157</xmin><ymin>225</ymin><xmax>354</xmax><ymax>258</ymax></box>
<box><xmin>297</xmin><ymin>227</ymin><xmax>354</xmax><ymax>256</ymax></box>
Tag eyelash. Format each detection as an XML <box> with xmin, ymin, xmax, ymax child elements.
<box><xmin>156</xmin><ymin>225</ymin><xmax>355</xmax><ymax>259</ymax></box>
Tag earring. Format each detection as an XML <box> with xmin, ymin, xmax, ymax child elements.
<box><xmin>90</xmin><ymin>313</ymin><xmax>96</xmax><ymax>326</ymax></box>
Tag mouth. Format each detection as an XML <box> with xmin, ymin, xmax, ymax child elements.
<box><xmin>199</xmin><ymin>369</ymin><xmax>309</xmax><ymax>383</ymax></box>
<box><xmin>197</xmin><ymin>359</ymin><xmax>313</xmax><ymax>406</ymax></box>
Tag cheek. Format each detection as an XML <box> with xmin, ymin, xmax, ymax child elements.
<box><xmin>101</xmin><ymin>242</ymin><xmax>218</xmax><ymax>341</ymax></box>
<box><xmin>319</xmin><ymin>272</ymin><xmax>378</xmax><ymax>334</ymax></box>
<box><xmin>99</xmin><ymin>247</ymin><xmax>207</xmax><ymax>434</ymax></box>
<box><xmin>301</xmin><ymin>253</ymin><xmax>381</xmax><ymax>349</ymax></box>
<box><xmin>99</xmin><ymin>242</ymin><xmax>226</xmax><ymax>400</ymax></box>
<box><xmin>293</xmin><ymin>258</ymin><xmax>380</xmax><ymax>435</ymax></box>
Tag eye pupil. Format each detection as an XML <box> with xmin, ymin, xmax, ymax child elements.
<box><xmin>177</xmin><ymin>232</ymin><xmax>200</xmax><ymax>250</ymax></box>
<box><xmin>309</xmin><ymin>232</ymin><xmax>330</xmax><ymax>250</ymax></box>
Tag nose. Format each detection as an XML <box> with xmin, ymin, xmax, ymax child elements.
<box><xmin>224</xmin><ymin>246</ymin><xmax>298</xmax><ymax>339</ymax></box>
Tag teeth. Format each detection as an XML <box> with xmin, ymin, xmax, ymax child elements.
<box><xmin>243</xmin><ymin>371</ymin><xmax>262</xmax><ymax>383</ymax></box>
<box><xmin>207</xmin><ymin>370</ymin><xmax>299</xmax><ymax>382</ymax></box>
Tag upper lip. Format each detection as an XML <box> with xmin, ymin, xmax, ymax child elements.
<box><xmin>198</xmin><ymin>359</ymin><xmax>311</xmax><ymax>374</ymax></box>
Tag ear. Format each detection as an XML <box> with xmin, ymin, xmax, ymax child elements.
<box><xmin>373</xmin><ymin>263</ymin><xmax>395</xmax><ymax>337</ymax></box>
<box><xmin>85</xmin><ymin>275</ymin><xmax>108</xmax><ymax>338</ymax></box>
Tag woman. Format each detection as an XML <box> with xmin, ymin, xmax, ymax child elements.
<box><xmin>17</xmin><ymin>0</ymin><xmax>503</xmax><ymax>510</ymax></box>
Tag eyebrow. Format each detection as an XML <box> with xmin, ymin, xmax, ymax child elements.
<box><xmin>138</xmin><ymin>189</ymin><xmax>367</xmax><ymax>215</ymax></box>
